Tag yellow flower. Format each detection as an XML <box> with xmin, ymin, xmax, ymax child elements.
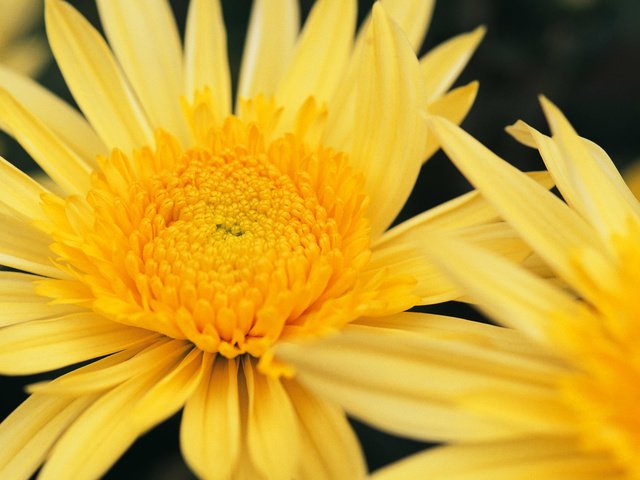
<box><xmin>0</xmin><ymin>0</ymin><xmax>49</xmax><ymax>77</ymax></box>
<box><xmin>0</xmin><ymin>0</ymin><xmax>503</xmax><ymax>478</ymax></box>
<box><xmin>367</xmin><ymin>99</ymin><xmax>640</xmax><ymax>479</ymax></box>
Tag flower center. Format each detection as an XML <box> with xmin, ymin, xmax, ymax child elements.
<box><xmin>40</xmin><ymin>111</ymin><xmax>418</xmax><ymax>365</ymax></box>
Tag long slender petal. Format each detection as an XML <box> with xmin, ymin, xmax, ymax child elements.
<box><xmin>0</xmin><ymin>155</ymin><xmax>53</xmax><ymax>223</ymax></box>
<box><xmin>45</xmin><ymin>0</ymin><xmax>153</xmax><ymax>152</ymax></box>
<box><xmin>0</xmin><ymin>89</ymin><xmax>91</xmax><ymax>195</ymax></box>
<box><xmin>237</xmin><ymin>0</ymin><xmax>298</xmax><ymax>101</ymax></box>
<box><xmin>184</xmin><ymin>0</ymin><xmax>231</xmax><ymax>121</ymax></box>
<box><xmin>0</xmin><ymin>64</ymin><xmax>106</xmax><ymax>163</ymax></box>
<box><xmin>349</xmin><ymin>4</ymin><xmax>427</xmax><ymax>238</ymax></box>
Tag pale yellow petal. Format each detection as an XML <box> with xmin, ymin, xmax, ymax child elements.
<box><xmin>184</xmin><ymin>0</ymin><xmax>231</xmax><ymax>122</ymax></box>
<box><xmin>181</xmin><ymin>357</ymin><xmax>241</xmax><ymax>480</ymax></box>
<box><xmin>0</xmin><ymin>0</ymin><xmax>41</xmax><ymax>46</ymax></box>
<box><xmin>285</xmin><ymin>380</ymin><xmax>366</xmax><ymax>480</ymax></box>
<box><xmin>277</xmin><ymin>326</ymin><xmax>550</xmax><ymax>442</ymax></box>
<box><xmin>0</xmin><ymin>212</ymin><xmax>63</xmax><ymax>278</ymax></box>
<box><xmin>45</xmin><ymin>0</ymin><xmax>154</xmax><ymax>151</ymax></box>
<box><xmin>0</xmin><ymin>64</ymin><xmax>106</xmax><ymax>163</ymax></box>
<box><xmin>378</xmin><ymin>0</ymin><xmax>435</xmax><ymax>51</ymax></box>
<box><xmin>423</xmin><ymin>81</ymin><xmax>478</xmax><ymax>160</ymax></box>
<box><xmin>0</xmin><ymin>312</ymin><xmax>159</xmax><ymax>375</ymax></box>
<box><xmin>39</xmin><ymin>361</ymin><xmax>178</xmax><ymax>480</ymax></box>
<box><xmin>372</xmin><ymin>437</ymin><xmax>623</xmax><ymax>480</ymax></box>
<box><xmin>0</xmin><ymin>37</ymin><xmax>49</xmax><ymax>78</ymax></box>
<box><xmin>539</xmin><ymin>97</ymin><xmax>640</xmax><ymax>241</ymax></box>
<box><xmin>422</xmin><ymin>235</ymin><xmax>598</xmax><ymax>345</ymax></box>
<box><xmin>237</xmin><ymin>0</ymin><xmax>298</xmax><ymax>101</ymax></box>
<box><xmin>349</xmin><ymin>4</ymin><xmax>427</xmax><ymax>238</ymax></box>
<box><xmin>420</xmin><ymin>26</ymin><xmax>486</xmax><ymax>102</ymax></box>
<box><xmin>276</xmin><ymin>0</ymin><xmax>356</xmax><ymax>114</ymax></box>
<box><xmin>96</xmin><ymin>0</ymin><xmax>190</xmax><ymax>145</ymax></box>
<box><xmin>0</xmin><ymin>394</ymin><xmax>95</xmax><ymax>480</ymax></box>
<box><xmin>0</xmin><ymin>155</ymin><xmax>53</xmax><ymax>223</ymax></box>
<box><xmin>0</xmin><ymin>89</ymin><xmax>91</xmax><ymax>195</ymax></box>
<box><xmin>244</xmin><ymin>359</ymin><xmax>299</xmax><ymax>480</ymax></box>
<box><xmin>429</xmin><ymin>116</ymin><xmax>607</xmax><ymax>290</ymax></box>
<box><xmin>29</xmin><ymin>339</ymin><xmax>188</xmax><ymax>396</ymax></box>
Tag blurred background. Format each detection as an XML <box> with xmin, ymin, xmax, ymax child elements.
<box><xmin>1</xmin><ymin>0</ymin><xmax>639</xmax><ymax>477</ymax></box>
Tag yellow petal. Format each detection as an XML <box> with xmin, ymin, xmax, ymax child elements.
<box><xmin>184</xmin><ymin>0</ymin><xmax>231</xmax><ymax>122</ymax></box>
<box><xmin>349</xmin><ymin>4</ymin><xmax>427</xmax><ymax>238</ymax></box>
<box><xmin>0</xmin><ymin>155</ymin><xmax>52</xmax><ymax>223</ymax></box>
<box><xmin>237</xmin><ymin>0</ymin><xmax>298</xmax><ymax>101</ymax></box>
<box><xmin>28</xmin><ymin>339</ymin><xmax>187</xmax><ymax>396</ymax></box>
<box><xmin>0</xmin><ymin>64</ymin><xmax>105</xmax><ymax>164</ymax></box>
<box><xmin>285</xmin><ymin>380</ymin><xmax>366</xmax><ymax>480</ymax></box>
<box><xmin>39</xmin><ymin>361</ymin><xmax>178</xmax><ymax>480</ymax></box>
<box><xmin>96</xmin><ymin>0</ymin><xmax>190</xmax><ymax>145</ymax></box>
<box><xmin>429</xmin><ymin>116</ymin><xmax>607</xmax><ymax>290</ymax></box>
<box><xmin>0</xmin><ymin>312</ymin><xmax>159</xmax><ymax>375</ymax></box>
<box><xmin>379</xmin><ymin>0</ymin><xmax>435</xmax><ymax>51</ymax></box>
<box><xmin>0</xmin><ymin>394</ymin><xmax>95</xmax><ymax>480</ymax></box>
<box><xmin>276</xmin><ymin>0</ymin><xmax>356</xmax><ymax>115</ymax></box>
<box><xmin>277</xmin><ymin>326</ymin><xmax>543</xmax><ymax>442</ymax></box>
<box><xmin>45</xmin><ymin>0</ymin><xmax>153</xmax><ymax>151</ymax></box>
<box><xmin>0</xmin><ymin>37</ymin><xmax>49</xmax><ymax>78</ymax></box>
<box><xmin>372</xmin><ymin>436</ymin><xmax>621</xmax><ymax>480</ymax></box>
<box><xmin>245</xmin><ymin>359</ymin><xmax>299</xmax><ymax>480</ymax></box>
<box><xmin>423</xmin><ymin>81</ymin><xmax>479</xmax><ymax>160</ymax></box>
<box><xmin>420</xmin><ymin>26</ymin><xmax>486</xmax><ymax>102</ymax></box>
<box><xmin>181</xmin><ymin>357</ymin><xmax>241</xmax><ymax>480</ymax></box>
<box><xmin>0</xmin><ymin>211</ymin><xmax>63</xmax><ymax>278</ymax></box>
<box><xmin>539</xmin><ymin>97</ymin><xmax>640</xmax><ymax>242</ymax></box>
<box><xmin>0</xmin><ymin>89</ymin><xmax>91</xmax><ymax>195</ymax></box>
<box><xmin>422</xmin><ymin>235</ymin><xmax>598</xmax><ymax>345</ymax></box>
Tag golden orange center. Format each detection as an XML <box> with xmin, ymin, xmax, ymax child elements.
<box><xmin>40</xmin><ymin>112</ymin><xmax>417</xmax><ymax>362</ymax></box>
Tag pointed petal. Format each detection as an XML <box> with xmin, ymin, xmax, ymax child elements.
<box><xmin>276</xmin><ymin>0</ymin><xmax>356</xmax><ymax>112</ymax></box>
<box><xmin>0</xmin><ymin>394</ymin><xmax>95</xmax><ymax>480</ymax></box>
<box><xmin>0</xmin><ymin>212</ymin><xmax>63</xmax><ymax>278</ymax></box>
<box><xmin>0</xmin><ymin>312</ymin><xmax>159</xmax><ymax>375</ymax></box>
<box><xmin>237</xmin><ymin>0</ymin><xmax>298</xmax><ymax>101</ymax></box>
<box><xmin>378</xmin><ymin>0</ymin><xmax>435</xmax><ymax>52</ymax></box>
<box><xmin>420</xmin><ymin>26</ymin><xmax>486</xmax><ymax>102</ymax></box>
<box><xmin>349</xmin><ymin>4</ymin><xmax>428</xmax><ymax>237</ymax></box>
<box><xmin>285</xmin><ymin>380</ymin><xmax>366</xmax><ymax>480</ymax></box>
<box><xmin>372</xmin><ymin>437</ymin><xmax>622</xmax><ymax>480</ymax></box>
<box><xmin>184</xmin><ymin>0</ymin><xmax>231</xmax><ymax>121</ymax></box>
<box><xmin>422</xmin><ymin>235</ymin><xmax>598</xmax><ymax>345</ymax></box>
<box><xmin>45</xmin><ymin>0</ymin><xmax>153</xmax><ymax>151</ymax></box>
<box><xmin>0</xmin><ymin>89</ymin><xmax>91</xmax><ymax>195</ymax></box>
<box><xmin>423</xmin><ymin>81</ymin><xmax>479</xmax><ymax>160</ymax></box>
<box><xmin>0</xmin><ymin>155</ymin><xmax>53</xmax><ymax>223</ymax></box>
<box><xmin>181</xmin><ymin>357</ymin><xmax>241</xmax><ymax>480</ymax></box>
<box><xmin>539</xmin><ymin>97</ymin><xmax>640</xmax><ymax>241</ymax></box>
<box><xmin>429</xmin><ymin>116</ymin><xmax>606</xmax><ymax>290</ymax></box>
<box><xmin>38</xmin><ymin>359</ymin><xmax>180</xmax><ymax>480</ymax></box>
<box><xmin>245</xmin><ymin>360</ymin><xmax>299</xmax><ymax>480</ymax></box>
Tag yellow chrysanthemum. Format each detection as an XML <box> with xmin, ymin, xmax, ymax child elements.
<box><xmin>0</xmin><ymin>0</ymin><xmax>48</xmax><ymax>77</ymax></box>
<box><xmin>0</xmin><ymin>0</ymin><xmax>516</xmax><ymax>478</ymax></box>
<box><xmin>359</xmin><ymin>99</ymin><xmax>640</xmax><ymax>479</ymax></box>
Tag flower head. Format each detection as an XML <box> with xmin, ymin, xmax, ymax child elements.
<box><xmin>0</xmin><ymin>0</ymin><xmax>497</xmax><ymax>478</ymax></box>
<box><xmin>372</xmin><ymin>99</ymin><xmax>640</xmax><ymax>479</ymax></box>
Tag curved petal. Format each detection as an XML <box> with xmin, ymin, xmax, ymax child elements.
<box><xmin>372</xmin><ymin>437</ymin><xmax>623</xmax><ymax>480</ymax></box>
<box><xmin>181</xmin><ymin>357</ymin><xmax>241</xmax><ymax>480</ymax></box>
<box><xmin>0</xmin><ymin>65</ymin><xmax>105</xmax><ymax>164</ymax></box>
<box><xmin>184</xmin><ymin>0</ymin><xmax>231</xmax><ymax>121</ymax></box>
<box><xmin>237</xmin><ymin>0</ymin><xmax>298</xmax><ymax>102</ymax></box>
<box><xmin>96</xmin><ymin>0</ymin><xmax>190</xmax><ymax>145</ymax></box>
<box><xmin>244</xmin><ymin>359</ymin><xmax>299</xmax><ymax>480</ymax></box>
<box><xmin>420</xmin><ymin>26</ymin><xmax>485</xmax><ymax>102</ymax></box>
<box><xmin>284</xmin><ymin>380</ymin><xmax>366</xmax><ymax>480</ymax></box>
<box><xmin>0</xmin><ymin>312</ymin><xmax>159</xmax><ymax>375</ymax></box>
<box><xmin>45</xmin><ymin>0</ymin><xmax>153</xmax><ymax>152</ymax></box>
<box><xmin>0</xmin><ymin>394</ymin><xmax>95</xmax><ymax>480</ymax></box>
<box><xmin>0</xmin><ymin>89</ymin><xmax>91</xmax><ymax>196</ymax></box>
<box><xmin>348</xmin><ymin>4</ymin><xmax>427</xmax><ymax>238</ymax></box>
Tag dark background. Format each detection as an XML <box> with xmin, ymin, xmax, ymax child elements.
<box><xmin>1</xmin><ymin>0</ymin><xmax>640</xmax><ymax>477</ymax></box>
